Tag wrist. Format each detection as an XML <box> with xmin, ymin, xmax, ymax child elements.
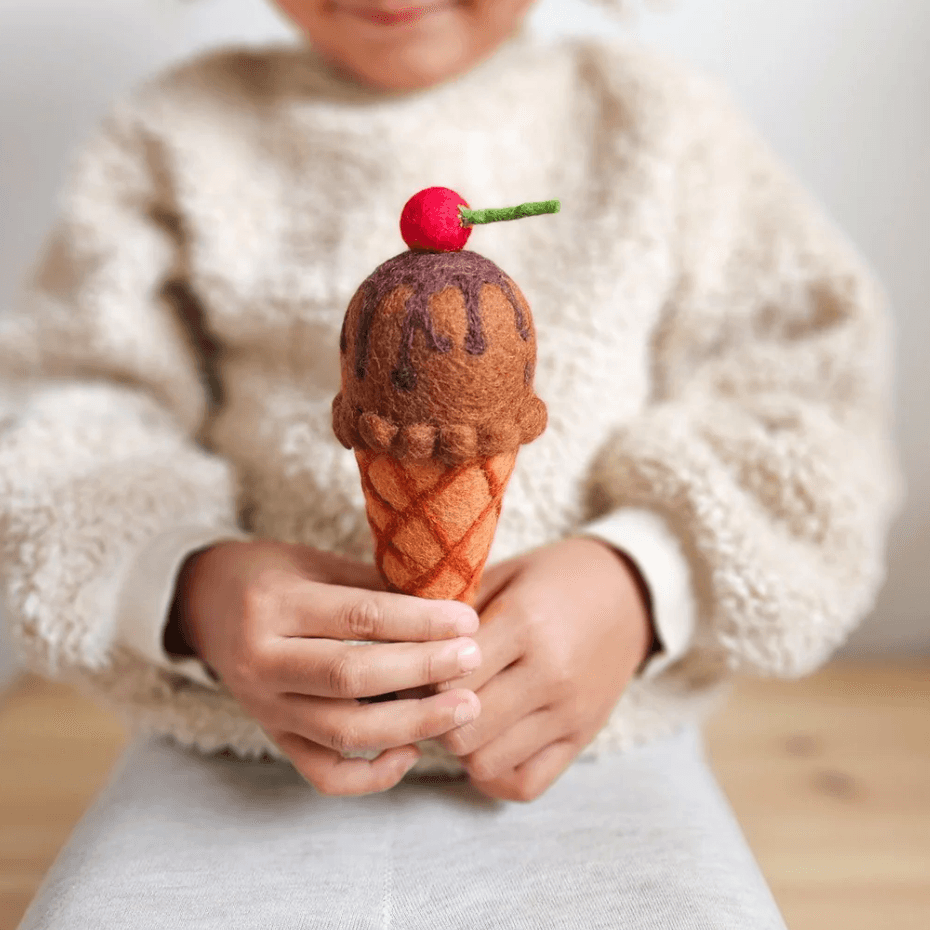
<box><xmin>164</xmin><ymin>548</ymin><xmax>209</xmax><ymax>660</ymax></box>
<box><xmin>582</xmin><ymin>537</ymin><xmax>659</xmax><ymax>669</ymax></box>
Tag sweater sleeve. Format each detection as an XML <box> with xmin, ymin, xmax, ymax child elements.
<box><xmin>580</xmin><ymin>508</ymin><xmax>696</xmax><ymax>680</ymax></box>
<box><xmin>0</xmin><ymin>99</ymin><xmax>251</xmax><ymax>703</ymax></box>
<box><xmin>585</xmin><ymin>77</ymin><xmax>903</xmax><ymax>679</ymax></box>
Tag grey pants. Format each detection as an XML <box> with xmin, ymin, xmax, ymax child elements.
<box><xmin>18</xmin><ymin>726</ymin><xmax>788</xmax><ymax>929</ymax></box>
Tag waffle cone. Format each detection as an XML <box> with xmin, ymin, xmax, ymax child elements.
<box><xmin>355</xmin><ymin>449</ymin><xmax>518</xmax><ymax>606</ymax></box>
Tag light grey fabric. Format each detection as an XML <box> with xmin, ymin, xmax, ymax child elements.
<box><xmin>18</xmin><ymin>726</ymin><xmax>788</xmax><ymax>929</ymax></box>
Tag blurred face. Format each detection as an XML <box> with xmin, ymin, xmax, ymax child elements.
<box><xmin>273</xmin><ymin>1</ymin><xmax>537</xmax><ymax>91</ymax></box>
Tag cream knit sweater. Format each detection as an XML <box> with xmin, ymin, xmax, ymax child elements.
<box><xmin>0</xmin><ymin>32</ymin><xmax>900</xmax><ymax>776</ymax></box>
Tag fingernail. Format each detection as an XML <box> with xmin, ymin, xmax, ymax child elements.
<box><xmin>454</xmin><ymin>698</ymin><xmax>478</xmax><ymax>726</ymax></box>
<box><xmin>457</xmin><ymin>643</ymin><xmax>481</xmax><ymax>671</ymax></box>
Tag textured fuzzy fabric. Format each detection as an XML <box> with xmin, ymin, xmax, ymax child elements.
<box><xmin>0</xmin><ymin>34</ymin><xmax>901</xmax><ymax>775</ymax></box>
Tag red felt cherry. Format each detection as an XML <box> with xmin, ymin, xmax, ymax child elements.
<box><xmin>400</xmin><ymin>187</ymin><xmax>472</xmax><ymax>253</ymax></box>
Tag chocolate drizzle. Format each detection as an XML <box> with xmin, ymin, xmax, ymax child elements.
<box><xmin>349</xmin><ymin>250</ymin><xmax>529</xmax><ymax>392</ymax></box>
<box><xmin>390</xmin><ymin>290</ymin><xmax>453</xmax><ymax>392</ymax></box>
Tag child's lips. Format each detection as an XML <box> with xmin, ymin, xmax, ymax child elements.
<box><xmin>337</xmin><ymin>3</ymin><xmax>455</xmax><ymax>26</ymax></box>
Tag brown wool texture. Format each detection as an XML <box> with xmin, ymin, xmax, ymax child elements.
<box><xmin>333</xmin><ymin>249</ymin><xmax>548</xmax><ymax>602</ymax></box>
<box><xmin>332</xmin><ymin>250</ymin><xmax>547</xmax><ymax>466</ymax></box>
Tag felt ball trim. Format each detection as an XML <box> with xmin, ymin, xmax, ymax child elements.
<box><xmin>400</xmin><ymin>188</ymin><xmax>472</xmax><ymax>253</ymax></box>
<box><xmin>332</xmin><ymin>393</ymin><xmax>547</xmax><ymax>465</ymax></box>
<box><xmin>359</xmin><ymin>411</ymin><xmax>398</xmax><ymax>450</ymax></box>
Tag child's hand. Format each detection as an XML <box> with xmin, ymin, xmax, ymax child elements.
<box><xmin>432</xmin><ymin>538</ymin><xmax>655</xmax><ymax>803</ymax></box>
<box><xmin>171</xmin><ymin>539</ymin><xmax>482</xmax><ymax>796</ymax></box>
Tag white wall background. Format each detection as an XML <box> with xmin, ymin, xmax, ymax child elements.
<box><xmin>1</xmin><ymin>0</ymin><xmax>927</xmax><ymax>686</ymax></box>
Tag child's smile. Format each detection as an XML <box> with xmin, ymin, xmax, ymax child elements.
<box><xmin>331</xmin><ymin>2</ymin><xmax>461</xmax><ymax>28</ymax></box>
<box><xmin>273</xmin><ymin>0</ymin><xmax>536</xmax><ymax>91</ymax></box>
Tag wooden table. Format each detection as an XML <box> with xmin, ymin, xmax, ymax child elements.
<box><xmin>1</xmin><ymin>662</ymin><xmax>928</xmax><ymax>930</ymax></box>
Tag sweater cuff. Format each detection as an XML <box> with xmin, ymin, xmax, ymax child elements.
<box><xmin>579</xmin><ymin>508</ymin><xmax>696</xmax><ymax>679</ymax></box>
<box><xmin>114</xmin><ymin>526</ymin><xmax>251</xmax><ymax>690</ymax></box>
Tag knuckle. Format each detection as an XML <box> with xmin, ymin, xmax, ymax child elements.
<box><xmin>512</xmin><ymin>780</ymin><xmax>540</xmax><ymax>803</ymax></box>
<box><xmin>274</xmin><ymin>739</ymin><xmax>326</xmax><ymax>793</ymax></box>
<box><xmin>342</xmin><ymin>598</ymin><xmax>384</xmax><ymax>641</ymax></box>
<box><xmin>411</xmin><ymin>706</ymin><xmax>450</xmax><ymax>744</ymax></box>
<box><xmin>298</xmin><ymin>756</ymin><xmax>356</xmax><ymax>799</ymax></box>
<box><xmin>279</xmin><ymin>734</ymin><xmax>363</xmax><ymax>799</ymax></box>
<box><xmin>552</xmin><ymin>673</ymin><xmax>578</xmax><ymax>708</ymax></box>
<box><xmin>293</xmin><ymin>763</ymin><xmax>324</xmax><ymax>793</ymax></box>
<box><xmin>404</xmin><ymin>714</ymin><xmax>436</xmax><ymax>742</ymax></box>
<box><xmin>560</xmin><ymin>691</ymin><xmax>585</xmax><ymax>728</ymax></box>
<box><xmin>312</xmin><ymin>772</ymin><xmax>345</xmax><ymax>796</ymax></box>
<box><xmin>467</xmin><ymin>755</ymin><xmax>501</xmax><ymax>784</ymax></box>
<box><xmin>424</xmin><ymin>646</ymin><xmax>446</xmax><ymax>682</ymax></box>
<box><xmin>520</xmin><ymin>604</ymin><xmax>546</xmax><ymax>638</ymax></box>
<box><xmin>327</xmin><ymin>651</ymin><xmax>367</xmax><ymax>698</ymax></box>
<box><xmin>240</xmin><ymin>586</ymin><xmax>263</xmax><ymax>622</ymax></box>
<box><xmin>411</xmin><ymin>717</ymin><xmax>439</xmax><ymax>744</ymax></box>
<box><xmin>466</xmin><ymin>762</ymin><xmax>539</xmax><ymax>803</ymax></box>
<box><xmin>253</xmin><ymin>697</ymin><xmax>287</xmax><ymax>733</ymax></box>
<box><xmin>541</xmin><ymin>649</ymin><xmax>574</xmax><ymax>693</ymax></box>
<box><xmin>328</xmin><ymin>722</ymin><xmax>366</xmax><ymax>755</ymax></box>
<box><xmin>242</xmin><ymin>569</ymin><xmax>282</xmax><ymax>619</ymax></box>
<box><xmin>227</xmin><ymin>649</ymin><xmax>262</xmax><ymax>693</ymax></box>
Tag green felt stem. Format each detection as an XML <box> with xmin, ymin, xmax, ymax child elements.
<box><xmin>459</xmin><ymin>200</ymin><xmax>561</xmax><ymax>227</ymax></box>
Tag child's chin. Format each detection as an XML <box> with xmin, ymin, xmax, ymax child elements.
<box><xmin>345</xmin><ymin>48</ymin><xmax>476</xmax><ymax>93</ymax></box>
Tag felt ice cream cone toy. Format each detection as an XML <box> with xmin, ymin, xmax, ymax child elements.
<box><xmin>332</xmin><ymin>188</ymin><xmax>557</xmax><ymax>605</ymax></box>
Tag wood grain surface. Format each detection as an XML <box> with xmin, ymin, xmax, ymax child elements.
<box><xmin>1</xmin><ymin>662</ymin><xmax>928</xmax><ymax>930</ymax></box>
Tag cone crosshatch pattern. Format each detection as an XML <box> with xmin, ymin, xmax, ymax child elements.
<box><xmin>356</xmin><ymin>449</ymin><xmax>518</xmax><ymax>606</ymax></box>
